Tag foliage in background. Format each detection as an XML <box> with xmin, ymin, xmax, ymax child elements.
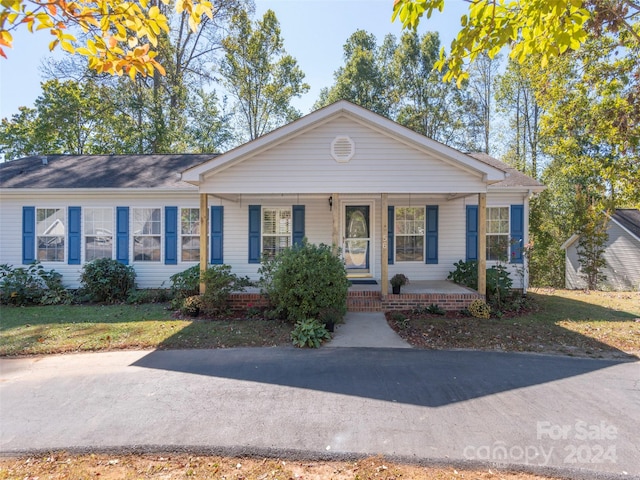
<box><xmin>200</xmin><ymin>264</ymin><xmax>251</xmax><ymax>315</ymax></box>
<box><xmin>290</xmin><ymin>318</ymin><xmax>331</xmax><ymax>348</ymax></box>
<box><xmin>219</xmin><ymin>9</ymin><xmax>309</xmax><ymax>141</ymax></box>
<box><xmin>79</xmin><ymin>258</ymin><xmax>136</xmax><ymax>303</ymax></box>
<box><xmin>0</xmin><ymin>262</ymin><xmax>69</xmax><ymax>306</ymax></box>
<box><xmin>259</xmin><ymin>240</ymin><xmax>349</xmax><ymax>324</ymax></box>
<box><xmin>576</xmin><ymin>203</ymin><xmax>610</xmax><ymax>290</ymax></box>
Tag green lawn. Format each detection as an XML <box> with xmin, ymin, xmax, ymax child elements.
<box><xmin>0</xmin><ymin>303</ymin><xmax>292</xmax><ymax>356</ymax></box>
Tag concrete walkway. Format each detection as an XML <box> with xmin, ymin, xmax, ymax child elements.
<box><xmin>327</xmin><ymin>312</ymin><xmax>411</xmax><ymax>348</ymax></box>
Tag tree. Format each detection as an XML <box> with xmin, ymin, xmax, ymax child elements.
<box><xmin>314</xmin><ymin>30</ymin><xmax>395</xmax><ymax>116</ymax></box>
<box><xmin>392</xmin><ymin>31</ymin><xmax>468</xmax><ymax>146</ymax></box>
<box><xmin>0</xmin><ymin>0</ymin><xmax>223</xmax><ymax>78</ymax></box>
<box><xmin>575</xmin><ymin>197</ymin><xmax>609</xmax><ymax>290</ymax></box>
<box><xmin>392</xmin><ymin>0</ymin><xmax>639</xmax><ymax>85</ymax></box>
<box><xmin>218</xmin><ymin>10</ymin><xmax>309</xmax><ymax>141</ymax></box>
<box><xmin>495</xmin><ymin>58</ymin><xmax>544</xmax><ymax>177</ymax></box>
<box><xmin>464</xmin><ymin>52</ymin><xmax>501</xmax><ymax>154</ymax></box>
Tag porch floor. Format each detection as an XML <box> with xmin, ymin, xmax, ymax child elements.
<box><xmin>348</xmin><ymin>280</ymin><xmax>476</xmax><ymax>295</ymax></box>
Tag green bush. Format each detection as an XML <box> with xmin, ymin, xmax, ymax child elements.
<box><xmin>79</xmin><ymin>258</ymin><xmax>136</xmax><ymax>303</ymax></box>
<box><xmin>259</xmin><ymin>240</ymin><xmax>349</xmax><ymax>324</ymax></box>
<box><xmin>0</xmin><ymin>262</ymin><xmax>69</xmax><ymax>306</ymax></box>
<box><xmin>447</xmin><ymin>259</ymin><xmax>513</xmax><ymax>307</ymax></box>
<box><xmin>291</xmin><ymin>318</ymin><xmax>331</xmax><ymax>348</ymax></box>
<box><xmin>200</xmin><ymin>264</ymin><xmax>251</xmax><ymax>315</ymax></box>
<box><xmin>170</xmin><ymin>265</ymin><xmax>201</xmax><ymax>301</ymax></box>
<box><xmin>425</xmin><ymin>303</ymin><xmax>446</xmax><ymax>315</ymax></box>
<box><xmin>126</xmin><ymin>288</ymin><xmax>171</xmax><ymax>304</ymax></box>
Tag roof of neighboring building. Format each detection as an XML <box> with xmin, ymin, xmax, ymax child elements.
<box><xmin>611</xmin><ymin>208</ymin><xmax>640</xmax><ymax>240</ymax></box>
<box><xmin>467</xmin><ymin>152</ymin><xmax>544</xmax><ymax>189</ymax></box>
<box><xmin>0</xmin><ymin>154</ymin><xmax>218</xmax><ymax>189</ymax></box>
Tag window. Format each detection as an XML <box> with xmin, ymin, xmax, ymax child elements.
<box><xmin>132</xmin><ymin>208</ymin><xmax>161</xmax><ymax>262</ymax></box>
<box><xmin>395</xmin><ymin>207</ymin><xmax>425</xmax><ymax>262</ymax></box>
<box><xmin>36</xmin><ymin>208</ymin><xmax>65</xmax><ymax>262</ymax></box>
<box><xmin>486</xmin><ymin>207</ymin><xmax>509</xmax><ymax>261</ymax></box>
<box><xmin>84</xmin><ymin>208</ymin><xmax>113</xmax><ymax>261</ymax></box>
<box><xmin>262</xmin><ymin>208</ymin><xmax>291</xmax><ymax>259</ymax></box>
<box><xmin>180</xmin><ymin>208</ymin><xmax>200</xmax><ymax>262</ymax></box>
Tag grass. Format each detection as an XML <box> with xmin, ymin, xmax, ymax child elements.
<box><xmin>2</xmin><ymin>290</ymin><xmax>639</xmax><ymax>358</ymax></box>
<box><xmin>0</xmin><ymin>303</ymin><xmax>292</xmax><ymax>356</ymax></box>
<box><xmin>0</xmin><ymin>453</ymin><xmax>560</xmax><ymax>479</ymax></box>
<box><xmin>387</xmin><ymin>289</ymin><xmax>640</xmax><ymax>359</ymax></box>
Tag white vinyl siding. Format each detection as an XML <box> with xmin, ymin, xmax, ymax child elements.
<box><xmin>262</xmin><ymin>207</ymin><xmax>292</xmax><ymax>259</ymax></box>
<box><xmin>132</xmin><ymin>208</ymin><xmax>161</xmax><ymax>262</ymax></box>
<box><xmin>395</xmin><ymin>207</ymin><xmax>425</xmax><ymax>262</ymax></box>
<box><xmin>84</xmin><ymin>207</ymin><xmax>114</xmax><ymax>261</ymax></box>
<box><xmin>180</xmin><ymin>207</ymin><xmax>200</xmax><ymax>262</ymax></box>
<box><xmin>36</xmin><ymin>207</ymin><xmax>65</xmax><ymax>262</ymax></box>
<box><xmin>199</xmin><ymin>118</ymin><xmax>488</xmax><ymax>195</ymax></box>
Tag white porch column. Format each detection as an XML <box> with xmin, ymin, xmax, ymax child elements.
<box><xmin>381</xmin><ymin>193</ymin><xmax>389</xmax><ymax>296</ymax></box>
<box><xmin>199</xmin><ymin>193</ymin><xmax>208</xmax><ymax>295</ymax></box>
<box><xmin>332</xmin><ymin>193</ymin><xmax>340</xmax><ymax>254</ymax></box>
<box><xmin>478</xmin><ymin>192</ymin><xmax>487</xmax><ymax>296</ymax></box>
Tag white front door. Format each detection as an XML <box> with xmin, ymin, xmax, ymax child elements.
<box><xmin>343</xmin><ymin>204</ymin><xmax>371</xmax><ymax>276</ymax></box>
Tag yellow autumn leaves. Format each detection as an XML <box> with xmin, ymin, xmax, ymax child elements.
<box><xmin>0</xmin><ymin>0</ymin><xmax>214</xmax><ymax>79</ymax></box>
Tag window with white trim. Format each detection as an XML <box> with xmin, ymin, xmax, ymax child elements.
<box><xmin>395</xmin><ymin>207</ymin><xmax>425</xmax><ymax>262</ymax></box>
<box><xmin>180</xmin><ymin>208</ymin><xmax>200</xmax><ymax>262</ymax></box>
<box><xmin>262</xmin><ymin>208</ymin><xmax>291</xmax><ymax>259</ymax></box>
<box><xmin>132</xmin><ymin>208</ymin><xmax>161</xmax><ymax>262</ymax></box>
<box><xmin>486</xmin><ymin>207</ymin><xmax>509</xmax><ymax>261</ymax></box>
<box><xmin>36</xmin><ymin>208</ymin><xmax>65</xmax><ymax>262</ymax></box>
<box><xmin>84</xmin><ymin>208</ymin><xmax>113</xmax><ymax>261</ymax></box>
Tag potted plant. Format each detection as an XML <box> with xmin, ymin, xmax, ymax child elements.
<box><xmin>390</xmin><ymin>273</ymin><xmax>409</xmax><ymax>294</ymax></box>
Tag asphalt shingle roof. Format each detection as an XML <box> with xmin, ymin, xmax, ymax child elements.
<box><xmin>612</xmin><ymin>209</ymin><xmax>640</xmax><ymax>240</ymax></box>
<box><xmin>467</xmin><ymin>152</ymin><xmax>544</xmax><ymax>188</ymax></box>
<box><xmin>0</xmin><ymin>154</ymin><xmax>217</xmax><ymax>189</ymax></box>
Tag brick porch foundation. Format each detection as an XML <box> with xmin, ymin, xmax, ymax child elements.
<box><xmin>229</xmin><ymin>290</ymin><xmax>482</xmax><ymax>312</ymax></box>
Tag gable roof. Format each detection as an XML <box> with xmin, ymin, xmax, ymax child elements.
<box><xmin>561</xmin><ymin>208</ymin><xmax>640</xmax><ymax>249</ymax></box>
<box><xmin>181</xmin><ymin>100</ymin><xmax>509</xmax><ymax>185</ymax></box>
<box><xmin>0</xmin><ymin>154</ymin><xmax>216</xmax><ymax>189</ymax></box>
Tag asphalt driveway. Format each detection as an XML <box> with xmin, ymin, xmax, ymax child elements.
<box><xmin>1</xmin><ymin>348</ymin><xmax>638</xmax><ymax>479</ymax></box>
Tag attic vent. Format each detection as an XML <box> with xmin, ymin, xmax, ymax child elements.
<box><xmin>331</xmin><ymin>136</ymin><xmax>355</xmax><ymax>163</ymax></box>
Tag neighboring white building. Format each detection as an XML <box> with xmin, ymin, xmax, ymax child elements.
<box><xmin>562</xmin><ymin>209</ymin><xmax>640</xmax><ymax>291</ymax></box>
<box><xmin>0</xmin><ymin>101</ymin><xmax>544</xmax><ymax>293</ymax></box>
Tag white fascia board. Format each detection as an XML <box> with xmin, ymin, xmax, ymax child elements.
<box><xmin>561</xmin><ymin>234</ymin><xmax>580</xmax><ymax>250</ymax></box>
<box><xmin>605</xmin><ymin>212</ymin><xmax>640</xmax><ymax>242</ymax></box>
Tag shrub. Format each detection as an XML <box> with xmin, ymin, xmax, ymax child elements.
<box><xmin>425</xmin><ymin>303</ymin><xmax>445</xmax><ymax>315</ymax></box>
<box><xmin>468</xmin><ymin>299</ymin><xmax>491</xmax><ymax>319</ymax></box>
<box><xmin>390</xmin><ymin>311</ymin><xmax>409</xmax><ymax>329</ymax></box>
<box><xmin>170</xmin><ymin>265</ymin><xmax>201</xmax><ymax>301</ymax></box>
<box><xmin>0</xmin><ymin>262</ymin><xmax>69</xmax><ymax>306</ymax></box>
<box><xmin>200</xmin><ymin>264</ymin><xmax>251</xmax><ymax>315</ymax></box>
<box><xmin>447</xmin><ymin>259</ymin><xmax>513</xmax><ymax>307</ymax></box>
<box><xmin>181</xmin><ymin>295</ymin><xmax>203</xmax><ymax>317</ymax></box>
<box><xmin>259</xmin><ymin>240</ymin><xmax>349</xmax><ymax>324</ymax></box>
<box><xmin>290</xmin><ymin>318</ymin><xmax>331</xmax><ymax>348</ymax></box>
<box><xmin>127</xmin><ymin>288</ymin><xmax>171</xmax><ymax>304</ymax></box>
<box><xmin>79</xmin><ymin>258</ymin><xmax>136</xmax><ymax>303</ymax></box>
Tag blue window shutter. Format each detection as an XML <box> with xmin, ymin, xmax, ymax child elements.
<box><xmin>164</xmin><ymin>206</ymin><xmax>178</xmax><ymax>265</ymax></box>
<box><xmin>22</xmin><ymin>206</ymin><xmax>35</xmax><ymax>264</ymax></box>
<box><xmin>248</xmin><ymin>205</ymin><xmax>261</xmax><ymax>263</ymax></box>
<box><xmin>292</xmin><ymin>205</ymin><xmax>305</xmax><ymax>246</ymax></box>
<box><xmin>426</xmin><ymin>205</ymin><xmax>438</xmax><ymax>264</ymax></box>
<box><xmin>388</xmin><ymin>206</ymin><xmax>394</xmax><ymax>265</ymax></box>
<box><xmin>68</xmin><ymin>206</ymin><xmax>81</xmax><ymax>265</ymax></box>
<box><xmin>210</xmin><ymin>206</ymin><xmax>224</xmax><ymax>264</ymax></box>
<box><xmin>466</xmin><ymin>205</ymin><xmax>478</xmax><ymax>261</ymax></box>
<box><xmin>116</xmin><ymin>207</ymin><xmax>129</xmax><ymax>265</ymax></box>
<box><xmin>510</xmin><ymin>204</ymin><xmax>524</xmax><ymax>264</ymax></box>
